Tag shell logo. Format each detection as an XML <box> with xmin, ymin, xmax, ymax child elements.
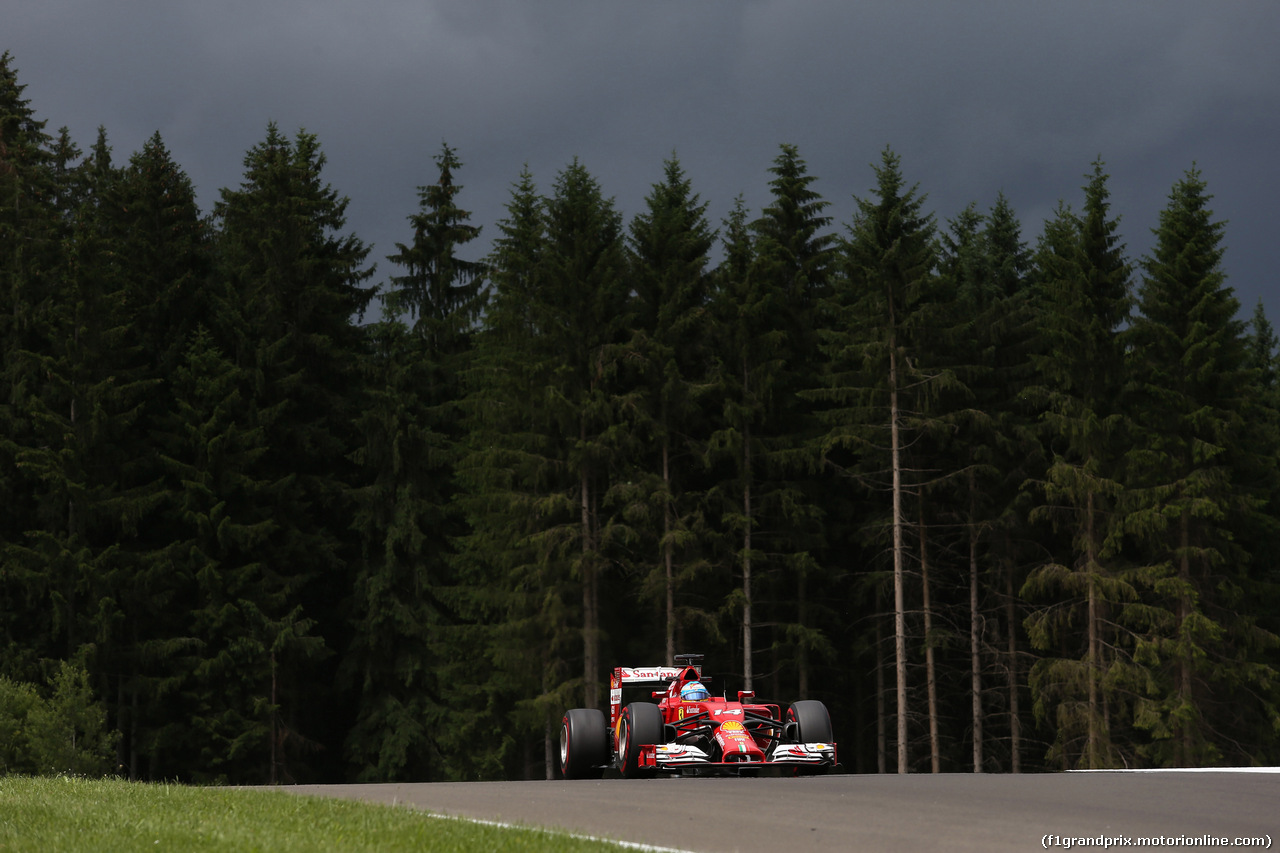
<box><xmin>719</xmin><ymin>720</ymin><xmax>746</xmax><ymax>734</ymax></box>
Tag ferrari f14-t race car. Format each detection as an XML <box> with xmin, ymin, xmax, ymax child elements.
<box><xmin>560</xmin><ymin>653</ymin><xmax>837</xmax><ymax>778</ymax></box>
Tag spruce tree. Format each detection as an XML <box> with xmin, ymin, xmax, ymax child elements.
<box><xmin>831</xmin><ymin>146</ymin><xmax>939</xmax><ymax>773</ymax></box>
<box><xmin>626</xmin><ymin>154</ymin><xmax>715</xmax><ymax>665</ymax></box>
<box><xmin>212</xmin><ymin>123</ymin><xmax>374</xmax><ymax>782</ymax></box>
<box><xmin>979</xmin><ymin>192</ymin><xmax>1038</xmax><ymax>773</ymax></box>
<box><xmin>750</xmin><ymin>143</ymin><xmax>835</xmax><ymax>700</ymax></box>
<box><xmin>155</xmin><ymin>325</ymin><xmax>282</xmax><ymax>783</ymax></box>
<box><xmin>710</xmin><ymin>144</ymin><xmax>834</xmax><ymax>695</ymax></box>
<box><xmin>937</xmin><ymin>202</ymin><xmax>991</xmax><ymax>773</ymax></box>
<box><xmin>8</xmin><ymin>128</ymin><xmax>140</xmax><ymax>671</ymax></box>
<box><xmin>0</xmin><ymin>51</ymin><xmax>58</xmax><ymax>678</ymax></box>
<box><xmin>1023</xmin><ymin>160</ymin><xmax>1135</xmax><ymax>769</ymax></box>
<box><xmin>1246</xmin><ymin>300</ymin><xmax>1278</xmax><ymax>396</ymax></box>
<box><xmin>454</xmin><ymin>161</ymin><xmax>630</xmax><ymax>777</ymax></box>
<box><xmin>94</xmin><ymin>132</ymin><xmax>210</xmax><ymax>779</ymax></box>
<box><xmin>706</xmin><ymin>195</ymin><xmax>764</xmax><ymax>689</ymax></box>
<box><xmin>539</xmin><ymin>159</ymin><xmax>630</xmax><ymax>714</ymax></box>
<box><xmin>936</xmin><ymin>194</ymin><xmax>1038</xmax><ymax>772</ymax></box>
<box><xmin>1121</xmin><ymin>167</ymin><xmax>1280</xmax><ymax>766</ymax></box>
<box><xmin>1240</xmin><ymin>301</ymin><xmax>1280</xmax><ymax>698</ymax></box>
<box><xmin>344</xmin><ymin>143</ymin><xmax>484</xmax><ymax>781</ymax></box>
<box><xmin>453</xmin><ymin>168</ymin><xmax>559</xmax><ymax>779</ymax></box>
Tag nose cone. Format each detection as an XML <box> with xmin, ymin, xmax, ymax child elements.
<box><xmin>714</xmin><ymin>719</ymin><xmax>765</xmax><ymax>761</ymax></box>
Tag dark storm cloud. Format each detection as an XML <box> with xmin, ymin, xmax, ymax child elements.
<box><xmin>10</xmin><ymin>0</ymin><xmax>1279</xmax><ymax>313</ymax></box>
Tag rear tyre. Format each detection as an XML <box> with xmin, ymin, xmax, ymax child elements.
<box><xmin>618</xmin><ymin>702</ymin><xmax>663</xmax><ymax>778</ymax></box>
<box><xmin>560</xmin><ymin>708</ymin><xmax>608</xmax><ymax>780</ymax></box>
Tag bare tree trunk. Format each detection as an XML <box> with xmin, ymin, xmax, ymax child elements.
<box><xmin>1179</xmin><ymin>508</ymin><xmax>1193</xmax><ymax>764</ymax></box>
<box><xmin>545</xmin><ymin>719</ymin><xmax>555</xmax><ymax>780</ymax></box>
<box><xmin>270</xmin><ymin>651</ymin><xmax>278</xmax><ymax>785</ymax></box>
<box><xmin>798</xmin><ymin>569</ymin><xmax>808</xmax><ymax>697</ymax></box>
<box><xmin>542</xmin><ymin>662</ymin><xmax>555</xmax><ymax>779</ymax></box>
<box><xmin>919</xmin><ymin>504</ymin><xmax>939</xmax><ymax>773</ymax></box>
<box><xmin>116</xmin><ymin>675</ymin><xmax>127</xmax><ymax>776</ymax></box>
<box><xmin>742</xmin><ymin>359</ymin><xmax>754</xmax><ymax>692</ymax></box>
<box><xmin>890</xmin><ymin>333</ymin><xmax>908</xmax><ymax>774</ymax></box>
<box><xmin>1006</xmin><ymin>557</ymin><xmax>1021</xmax><ymax>773</ymax></box>
<box><xmin>876</xmin><ymin>618</ymin><xmax>887</xmax><ymax>774</ymax></box>
<box><xmin>743</xmin><ymin>429</ymin><xmax>753</xmax><ymax>692</ymax></box>
<box><xmin>1086</xmin><ymin>491</ymin><xmax>1100</xmax><ymax>768</ymax></box>
<box><xmin>581</xmin><ymin>454</ymin><xmax>598</xmax><ymax>710</ymax></box>
<box><xmin>664</xmin><ymin>441</ymin><xmax>675</xmax><ymax>666</ymax></box>
<box><xmin>969</xmin><ymin>473</ymin><xmax>983</xmax><ymax>773</ymax></box>
<box><xmin>1103</xmin><ymin>684</ymin><xmax>1111</xmax><ymax>751</ymax></box>
<box><xmin>130</xmin><ymin>681</ymin><xmax>139</xmax><ymax>780</ymax></box>
<box><xmin>67</xmin><ymin>397</ymin><xmax>78</xmax><ymax>656</ymax></box>
<box><xmin>853</xmin><ymin>647</ymin><xmax>866</xmax><ymax>774</ymax></box>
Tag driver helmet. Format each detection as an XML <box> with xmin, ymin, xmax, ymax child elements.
<box><xmin>680</xmin><ymin>681</ymin><xmax>709</xmax><ymax>701</ymax></box>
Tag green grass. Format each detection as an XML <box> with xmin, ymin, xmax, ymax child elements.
<box><xmin>0</xmin><ymin>776</ymin><xmax>628</xmax><ymax>852</ymax></box>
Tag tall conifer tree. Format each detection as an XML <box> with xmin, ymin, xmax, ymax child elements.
<box><xmin>456</xmin><ymin>161</ymin><xmax>629</xmax><ymax>777</ymax></box>
<box><xmin>1246</xmin><ymin>301</ymin><xmax>1278</xmax><ymax>396</ymax></box>
<box><xmin>750</xmin><ymin>144</ymin><xmax>835</xmax><ymax>699</ymax></box>
<box><xmin>454</xmin><ymin>168</ymin><xmax>560</xmax><ymax>779</ymax></box>
<box><xmin>627</xmin><ymin>154</ymin><xmax>715</xmax><ymax>665</ymax></box>
<box><xmin>937</xmin><ymin>194</ymin><xmax>1037</xmax><ymax>772</ymax></box>
<box><xmin>1122</xmin><ymin>167</ymin><xmax>1280</xmax><ymax>765</ymax></box>
<box><xmin>0</xmin><ymin>51</ymin><xmax>59</xmax><ymax>678</ymax></box>
<box><xmin>155</xmin><ymin>325</ymin><xmax>280</xmax><ymax>783</ymax></box>
<box><xmin>979</xmin><ymin>192</ymin><xmax>1038</xmax><ymax>773</ymax></box>
<box><xmin>828</xmin><ymin>146</ymin><xmax>939</xmax><ymax>772</ymax></box>
<box><xmin>344</xmin><ymin>143</ymin><xmax>484</xmax><ymax>781</ymax></box>
<box><xmin>1023</xmin><ymin>160</ymin><xmax>1135</xmax><ymax>769</ymax></box>
<box><xmin>539</xmin><ymin>160</ymin><xmax>629</xmax><ymax>713</ymax></box>
<box><xmin>707</xmin><ymin>195</ymin><xmax>763</xmax><ymax>688</ymax></box>
<box><xmin>95</xmin><ymin>132</ymin><xmax>209</xmax><ymax>779</ymax></box>
<box><xmin>212</xmin><ymin>123</ymin><xmax>373</xmax><ymax>782</ymax></box>
<box><xmin>710</xmin><ymin>145</ymin><xmax>833</xmax><ymax>694</ymax></box>
<box><xmin>9</xmin><ymin>128</ymin><xmax>138</xmax><ymax>672</ymax></box>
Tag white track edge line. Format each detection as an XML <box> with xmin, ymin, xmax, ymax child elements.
<box><xmin>421</xmin><ymin>811</ymin><xmax>700</xmax><ymax>853</ymax></box>
<box><xmin>1067</xmin><ymin>767</ymin><xmax>1280</xmax><ymax>773</ymax></box>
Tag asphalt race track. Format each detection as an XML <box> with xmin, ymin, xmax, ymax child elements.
<box><xmin>278</xmin><ymin>771</ymin><xmax>1277</xmax><ymax>852</ymax></box>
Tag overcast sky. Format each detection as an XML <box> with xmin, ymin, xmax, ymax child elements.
<box><xmin>10</xmin><ymin>1</ymin><xmax>1279</xmax><ymax>322</ymax></box>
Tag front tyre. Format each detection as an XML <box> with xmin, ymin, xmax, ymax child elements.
<box><xmin>786</xmin><ymin>700</ymin><xmax>834</xmax><ymax>743</ymax></box>
<box><xmin>786</xmin><ymin>700</ymin><xmax>834</xmax><ymax>775</ymax></box>
<box><xmin>561</xmin><ymin>708</ymin><xmax>609</xmax><ymax>780</ymax></box>
<box><xmin>617</xmin><ymin>702</ymin><xmax>663</xmax><ymax>778</ymax></box>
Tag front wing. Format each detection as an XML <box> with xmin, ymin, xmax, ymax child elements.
<box><xmin>638</xmin><ymin>741</ymin><xmax>837</xmax><ymax>771</ymax></box>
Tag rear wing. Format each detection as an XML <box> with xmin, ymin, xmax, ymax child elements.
<box><xmin>609</xmin><ymin>655</ymin><xmax>707</xmax><ymax>744</ymax></box>
<box><xmin>609</xmin><ymin>666</ymin><xmax>682</xmax><ymax>741</ymax></box>
<box><xmin>614</xmin><ymin>666</ymin><xmax>684</xmax><ymax>686</ymax></box>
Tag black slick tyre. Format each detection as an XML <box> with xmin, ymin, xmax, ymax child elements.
<box><xmin>786</xmin><ymin>699</ymin><xmax>834</xmax><ymax>743</ymax></box>
<box><xmin>617</xmin><ymin>702</ymin><xmax>663</xmax><ymax>778</ymax></box>
<box><xmin>786</xmin><ymin>699</ymin><xmax>834</xmax><ymax>775</ymax></box>
<box><xmin>560</xmin><ymin>708</ymin><xmax>608</xmax><ymax>780</ymax></box>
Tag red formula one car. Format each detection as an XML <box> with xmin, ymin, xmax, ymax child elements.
<box><xmin>560</xmin><ymin>653</ymin><xmax>837</xmax><ymax>778</ymax></box>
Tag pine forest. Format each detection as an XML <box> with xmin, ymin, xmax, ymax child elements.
<box><xmin>2</xmin><ymin>53</ymin><xmax>1279</xmax><ymax>783</ymax></box>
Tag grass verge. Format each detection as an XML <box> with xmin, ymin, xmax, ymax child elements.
<box><xmin>0</xmin><ymin>775</ymin><xmax>627</xmax><ymax>852</ymax></box>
